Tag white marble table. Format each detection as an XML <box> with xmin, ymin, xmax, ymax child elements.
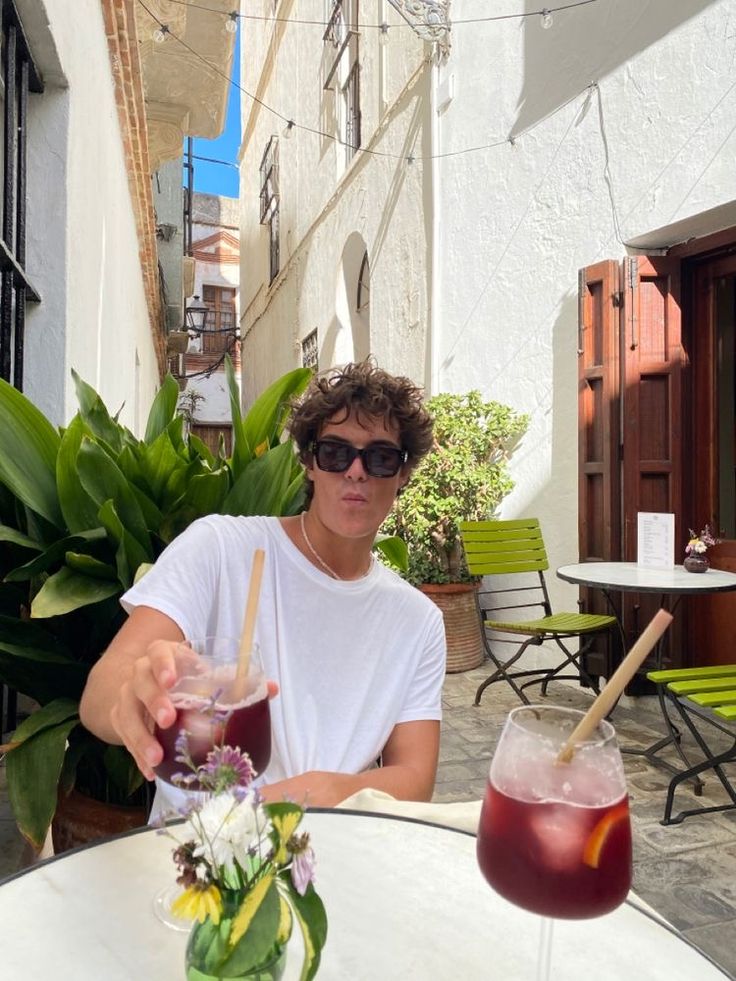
<box><xmin>0</xmin><ymin>809</ymin><xmax>728</xmax><ymax>979</ymax></box>
<box><xmin>557</xmin><ymin>562</ymin><xmax>736</xmax><ymax>597</ymax></box>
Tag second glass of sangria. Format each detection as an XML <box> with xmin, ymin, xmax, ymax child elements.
<box><xmin>477</xmin><ymin>705</ymin><xmax>632</xmax><ymax>977</ymax></box>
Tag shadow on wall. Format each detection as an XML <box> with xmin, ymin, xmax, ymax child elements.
<box><xmin>513</xmin><ymin>0</ymin><xmax>714</xmax><ymax>137</ymax></box>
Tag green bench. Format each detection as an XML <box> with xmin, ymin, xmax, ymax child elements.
<box><xmin>646</xmin><ymin>664</ymin><xmax>736</xmax><ymax>825</ymax></box>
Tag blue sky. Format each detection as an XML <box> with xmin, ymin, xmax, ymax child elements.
<box><xmin>186</xmin><ymin>29</ymin><xmax>241</xmax><ymax>198</ymax></box>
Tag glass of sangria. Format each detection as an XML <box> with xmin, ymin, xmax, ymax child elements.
<box><xmin>477</xmin><ymin>704</ymin><xmax>632</xmax><ymax>979</ymax></box>
<box><xmin>153</xmin><ymin>636</ymin><xmax>271</xmax><ymax>785</ymax></box>
<box><xmin>153</xmin><ymin>635</ymin><xmax>272</xmax><ymax>930</ymax></box>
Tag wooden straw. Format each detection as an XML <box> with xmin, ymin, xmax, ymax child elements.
<box><xmin>556</xmin><ymin>608</ymin><xmax>673</xmax><ymax>764</ymax></box>
<box><xmin>233</xmin><ymin>548</ymin><xmax>266</xmax><ymax>700</ymax></box>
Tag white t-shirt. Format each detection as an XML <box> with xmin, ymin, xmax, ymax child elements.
<box><xmin>122</xmin><ymin>515</ymin><xmax>446</xmax><ymax>794</ymax></box>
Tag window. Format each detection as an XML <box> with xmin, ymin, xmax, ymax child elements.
<box><xmin>302</xmin><ymin>329</ymin><xmax>318</xmax><ymax>370</ymax></box>
<box><xmin>356</xmin><ymin>250</ymin><xmax>369</xmax><ymax>312</ymax></box>
<box><xmin>259</xmin><ymin>137</ymin><xmax>280</xmax><ymax>283</ymax></box>
<box><xmin>201</xmin><ymin>285</ymin><xmax>236</xmax><ymax>355</ymax></box>
<box><xmin>0</xmin><ymin>1</ymin><xmax>43</xmax><ymax>391</ymax></box>
<box><xmin>323</xmin><ymin>0</ymin><xmax>360</xmax><ymax>164</ymax></box>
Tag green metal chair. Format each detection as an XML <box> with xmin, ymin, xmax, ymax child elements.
<box><xmin>646</xmin><ymin>664</ymin><xmax>736</xmax><ymax>825</ymax></box>
<box><xmin>459</xmin><ymin>519</ymin><xmax>616</xmax><ymax>706</ymax></box>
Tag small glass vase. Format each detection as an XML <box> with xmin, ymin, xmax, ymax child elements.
<box><xmin>185</xmin><ymin>915</ymin><xmax>287</xmax><ymax>981</ymax></box>
<box><xmin>684</xmin><ymin>554</ymin><xmax>709</xmax><ymax>573</ymax></box>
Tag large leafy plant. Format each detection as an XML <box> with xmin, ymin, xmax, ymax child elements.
<box><xmin>0</xmin><ymin>358</ymin><xmax>311</xmax><ymax>850</ymax></box>
<box><xmin>381</xmin><ymin>391</ymin><xmax>528</xmax><ymax>586</ymax></box>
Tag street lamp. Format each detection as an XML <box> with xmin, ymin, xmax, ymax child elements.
<box><xmin>184</xmin><ymin>295</ymin><xmax>208</xmax><ymax>334</ymax></box>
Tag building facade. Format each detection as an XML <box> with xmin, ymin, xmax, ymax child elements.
<box><xmin>5</xmin><ymin>0</ymin><xmax>236</xmax><ymax>432</ymax></box>
<box><xmin>238</xmin><ymin>0</ymin><xmax>736</xmax><ymax>661</ymax></box>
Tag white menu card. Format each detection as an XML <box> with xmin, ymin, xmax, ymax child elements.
<box><xmin>637</xmin><ymin>512</ymin><xmax>675</xmax><ymax>569</ymax></box>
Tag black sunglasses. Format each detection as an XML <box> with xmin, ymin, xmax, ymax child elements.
<box><xmin>311</xmin><ymin>439</ymin><xmax>408</xmax><ymax>477</ymax></box>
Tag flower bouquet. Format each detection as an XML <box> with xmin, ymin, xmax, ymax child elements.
<box><xmin>160</xmin><ymin>731</ymin><xmax>327</xmax><ymax>981</ymax></box>
<box><xmin>684</xmin><ymin>524</ymin><xmax>721</xmax><ymax>573</ymax></box>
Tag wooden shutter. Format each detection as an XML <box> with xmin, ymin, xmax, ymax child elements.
<box><xmin>577</xmin><ymin>256</ymin><xmax>686</xmax><ymax>681</ymax></box>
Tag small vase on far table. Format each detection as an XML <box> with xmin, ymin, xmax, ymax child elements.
<box><xmin>684</xmin><ymin>554</ymin><xmax>709</xmax><ymax>574</ymax></box>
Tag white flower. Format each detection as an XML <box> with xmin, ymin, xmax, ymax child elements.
<box><xmin>186</xmin><ymin>791</ymin><xmax>265</xmax><ymax>873</ymax></box>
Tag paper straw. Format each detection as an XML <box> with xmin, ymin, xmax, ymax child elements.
<box><xmin>233</xmin><ymin>548</ymin><xmax>265</xmax><ymax>700</ymax></box>
<box><xmin>556</xmin><ymin>608</ymin><xmax>673</xmax><ymax>764</ymax></box>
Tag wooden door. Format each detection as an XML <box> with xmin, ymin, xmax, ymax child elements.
<box><xmin>687</xmin><ymin>253</ymin><xmax>736</xmax><ymax>665</ymax></box>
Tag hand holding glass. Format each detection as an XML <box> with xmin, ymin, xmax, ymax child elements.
<box><xmin>153</xmin><ymin>635</ymin><xmax>272</xmax><ymax>784</ymax></box>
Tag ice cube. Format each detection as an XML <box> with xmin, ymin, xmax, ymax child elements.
<box><xmin>526</xmin><ymin>804</ymin><xmax>586</xmax><ymax>871</ymax></box>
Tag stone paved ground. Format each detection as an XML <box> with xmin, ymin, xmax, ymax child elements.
<box><xmin>2</xmin><ymin>668</ymin><xmax>735</xmax><ymax>977</ymax></box>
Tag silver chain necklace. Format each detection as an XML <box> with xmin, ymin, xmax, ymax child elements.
<box><xmin>299</xmin><ymin>511</ymin><xmax>372</xmax><ymax>581</ymax></box>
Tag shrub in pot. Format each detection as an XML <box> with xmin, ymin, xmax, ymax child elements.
<box><xmin>381</xmin><ymin>391</ymin><xmax>528</xmax><ymax>671</ymax></box>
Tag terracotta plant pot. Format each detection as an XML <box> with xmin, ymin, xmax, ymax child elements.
<box><xmin>419</xmin><ymin>582</ymin><xmax>484</xmax><ymax>673</ymax></box>
<box><xmin>51</xmin><ymin>789</ymin><xmax>148</xmax><ymax>855</ymax></box>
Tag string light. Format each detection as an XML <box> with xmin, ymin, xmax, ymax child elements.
<box><xmin>155</xmin><ymin>0</ymin><xmax>599</xmax><ymax>32</ymax></box>
<box><xmin>136</xmin><ymin>0</ymin><xmax>601</xmax><ymax>164</ymax></box>
<box><xmin>224</xmin><ymin>11</ymin><xmax>238</xmax><ymax>35</ymax></box>
<box><xmin>283</xmin><ymin>120</ymin><xmax>295</xmax><ymax>141</ymax></box>
<box><xmin>379</xmin><ymin>22</ymin><xmax>390</xmax><ymax>46</ymax></box>
<box><xmin>152</xmin><ymin>23</ymin><xmax>170</xmax><ymax>43</ymax></box>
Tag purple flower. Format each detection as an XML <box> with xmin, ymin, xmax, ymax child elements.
<box><xmin>203</xmin><ymin>745</ymin><xmax>255</xmax><ymax>790</ymax></box>
<box><xmin>290</xmin><ymin>847</ymin><xmax>316</xmax><ymax>896</ymax></box>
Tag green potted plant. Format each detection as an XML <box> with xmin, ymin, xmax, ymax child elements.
<box><xmin>0</xmin><ymin>358</ymin><xmax>314</xmax><ymax>852</ymax></box>
<box><xmin>381</xmin><ymin>391</ymin><xmax>528</xmax><ymax>672</ymax></box>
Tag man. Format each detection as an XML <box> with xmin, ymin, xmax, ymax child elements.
<box><xmin>79</xmin><ymin>360</ymin><xmax>446</xmax><ymax>809</ymax></box>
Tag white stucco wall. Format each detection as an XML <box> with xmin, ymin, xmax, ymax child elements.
<box><xmin>435</xmin><ymin>0</ymin><xmax>736</xmax><ymax>618</ymax></box>
<box><xmin>18</xmin><ymin>0</ymin><xmax>160</xmax><ymax>432</ymax></box>
<box><xmin>239</xmin><ymin>0</ymin><xmax>431</xmax><ymax>406</ymax></box>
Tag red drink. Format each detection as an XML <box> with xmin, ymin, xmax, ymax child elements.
<box><xmin>154</xmin><ymin>691</ymin><xmax>271</xmax><ymax>787</ymax></box>
<box><xmin>477</xmin><ymin>781</ymin><xmax>632</xmax><ymax>919</ymax></box>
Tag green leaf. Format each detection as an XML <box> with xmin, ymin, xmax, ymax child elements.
<box><xmin>77</xmin><ymin>439</ymin><xmax>152</xmax><ymax>556</ymax></box>
<box><xmin>57</xmin><ymin>414</ymin><xmax>100</xmax><ymax>532</ymax></box>
<box><xmin>0</xmin><ymin>524</ymin><xmax>42</xmax><ymax>551</ymax></box>
<box><xmin>222</xmin><ymin>442</ymin><xmax>294</xmax><ymax>517</ymax></box>
<box><xmin>225</xmin><ymin>877</ymin><xmax>280</xmax><ymax>974</ymax></box>
<box><xmin>182</xmin><ymin>469</ymin><xmax>230</xmax><ymax>517</ymax></box>
<box><xmin>225</xmin><ymin>355</ymin><xmax>250</xmax><ymax>478</ymax></box>
<box><xmin>374</xmin><ymin>534</ymin><xmax>409</xmax><ymax>572</ymax></box>
<box><xmin>72</xmin><ymin>370</ymin><xmax>124</xmax><ymax>454</ymax></box>
<box><xmin>242</xmin><ymin>367</ymin><xmax>311</xmax><ymax>461</ymax></box>
<box><xmin>188</xmin><ymin>432</ymin><xmax>216</xmax><ymax>467</ymax></box>
<box><xmin>30</xmin><ymin>566</ymin><xmax>120</xmax><ymax>618</ymax></box>
<box><xmin>6</xmin><ymin>700</ymin><xmax>80</xmax><ymax>849</ymax></box>
<box><xmin>0</xmin><ymin>376</ymin><xmax>63</xmax><ymax>527</ymax></box>
<box><xmin>136</xmin><ymin>429</ymin><xmax>182</xmax><ymax>502</ymax></box>
<box><xmin>4</xmin><ymin>529</ymin><xmax>107</xmax><ymax>582</ymax></box>
<box><xmin>284</xmin><ymin>878</ymin><xmax>329</xmax><ymax>981</ymax></box>
<box><xmin>144</xmin><ymin>374</ymin><xmax>180</xmax><ymax>444</ymax></box>
<box><xmin>0</xmin><ymin>640</ymin><xmax>87</xmax><ymax>705</ymax></box>
<box><xmin>103</xmin><ymin>744</ymin><xmax>145</xmax><ymax>798</ymax></box>
<box><xmin>97</xmin><ymin>500</ymin><xmax>149</xmax><ymax>588</ymax></box>
<box><xmin>64</xmin><ymin>552</ymin><xmax>118</xmax><ymax>581</ymax></box>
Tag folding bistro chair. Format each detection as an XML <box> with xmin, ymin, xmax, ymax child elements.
<box><xmin>646</xmin><ymin>664</ymin><xmax>736</xmax><ymax>825</ymax></box>
<box><xmin>459</xmin><ymin>519</ymin><xmax>616</xmax><ymax>706</ymax></box>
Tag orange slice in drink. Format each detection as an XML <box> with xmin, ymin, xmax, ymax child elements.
<box><xmin>582</xmin><ymin>801</ymin><xmax>629</xmax><ymax>869</ymax></box>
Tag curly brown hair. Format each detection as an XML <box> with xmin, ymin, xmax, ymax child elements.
<box><xmin>288</xmin><ymin>359</ymin><xmax>434</xmax><ymax>469</ymax></box>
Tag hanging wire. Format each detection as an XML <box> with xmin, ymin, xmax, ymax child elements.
<box><xmin>156</xmin><ymin>0</ymin><xmax>599</xmax><ymax>30</ymax></box>
<box><xmin>137</xmin><ymin>0</ymin><xmax>599</xmax><ymax>164</ymax></box>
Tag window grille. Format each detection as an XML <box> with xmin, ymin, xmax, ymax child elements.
<box><xmin>259</xmin><ymin>137</ymin><xmax>280</xmax><ymax>283</ymax></box>
<box><xmin>323</xmin><ymin>0</ymin><xmax>361</xmax><ymax>161</ymax></box>
<box><xmin>0</xmin><ymin>0</ymin><xmax>43</xmax><ymax>391</ymax></box>
<box><xmin>201</xmin><ymin>285</ymin><xmax>237</xmax><ymax>355</ymax></box>
<box><xmin>302</xmin><ymin>329</ymin><xmax>318</xmax><ymax>370</ymax></box>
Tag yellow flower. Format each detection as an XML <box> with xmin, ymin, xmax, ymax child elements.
<box><xmin>171</xmin><ymin>883</ymin><xmax>223</xmax><ymax>925</ymax></box>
